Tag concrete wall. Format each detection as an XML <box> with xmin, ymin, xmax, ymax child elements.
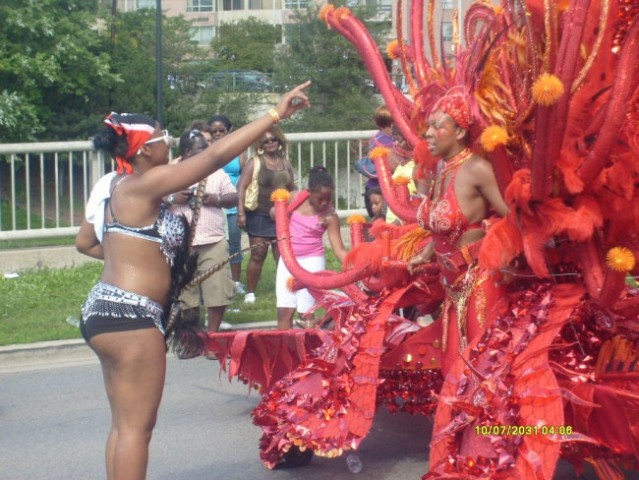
<box><xmin>1</xmin><ymin>246</ymin><xmax>97</xmax><ymax>275</ymax></box>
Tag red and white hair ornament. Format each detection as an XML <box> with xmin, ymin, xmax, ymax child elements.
<box><xmin>104</xmin><ymin>113</ymin><xmax>157</xmax><ymax>174</ymax></box>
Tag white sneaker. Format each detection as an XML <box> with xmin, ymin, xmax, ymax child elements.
<box><xmin>235</xmin><ymin>281</ymin><xmax>246</xmax><ymax>294</ymax></box>
<box><xmin>244</xmin><ymin>292</ymin><xmax>256</xmax><ymax>304</ymax></box>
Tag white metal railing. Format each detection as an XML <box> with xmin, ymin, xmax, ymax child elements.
<box><xmin>0</xmin><ymin>131</ymin><xmax>375</xmax><ymax>241</ymax></box>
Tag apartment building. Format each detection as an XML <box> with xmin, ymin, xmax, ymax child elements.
<box><xmin>114</xmin><ymin>0</ymin><xmax>393</xmax><ymax>46</ymax></box>
<box><xmin>112</xmin><ymin>0</ymin><xmax>473</xmax><ymax>91</ymax></box>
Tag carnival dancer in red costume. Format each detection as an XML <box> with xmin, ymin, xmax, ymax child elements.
<box><xmin>200</xmin><ymin>1</ymin><xmax>639</xmax><ymax>477</ymax></box>
<box><xmin>408</xmin><ymin>90</ymin><xmax>507</xmax><ymax>375</ymax></box>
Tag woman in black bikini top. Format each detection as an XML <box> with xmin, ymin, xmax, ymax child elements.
<box><xmin>74</xmin><ymin>82</ymin><xmax>312</xmax><ymax>480</ymax></box>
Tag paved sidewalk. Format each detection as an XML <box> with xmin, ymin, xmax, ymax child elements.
<box><xmin>0</xmin><ymin>320</ymin><xmax>277</xmax><ymax>373</ymax></box>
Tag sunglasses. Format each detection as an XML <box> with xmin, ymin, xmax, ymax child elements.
<box><xmin>144</xmin><ymin>129</ymin><xmax>170</xmax><ymax>146</ymax></box>
<box><xmin>262</xmin><ymin>137</ymin><xmax>278</xmax><ymax>145</ymax></box>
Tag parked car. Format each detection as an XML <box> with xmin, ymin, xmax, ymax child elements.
<box><xmin>200</xmin><ymin>70</ymin><xmax>273</xmax><ymax>92</ymax></box>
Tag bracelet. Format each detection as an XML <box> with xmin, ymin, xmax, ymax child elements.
<box><xmin>267</xmin><ymin>108</ymin><xmax>281</xmax><ymax>124</ymax></box>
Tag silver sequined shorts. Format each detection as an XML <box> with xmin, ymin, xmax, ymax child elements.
<box><xmin>80</xmin><ymin>281</ymin><xmax>165</xmax><ymax>341</ymax></box>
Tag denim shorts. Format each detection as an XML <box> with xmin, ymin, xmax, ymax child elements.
<box><xmin>245</xmin><ymin>211</ymin><xmax>276</xmax><ymax>238</ymax></box>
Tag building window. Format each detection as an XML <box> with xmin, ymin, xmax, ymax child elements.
<box><xmin>284</xmin><ymin>0</ymin><xmax>310</xmax><ymax>9</ymax></box>
<box><xmin>186</xmin><ymin>0</ymin><xmax>214</xmax><ymax>12</ymax></box>
<box><xmin>137</xmin><ymin>0</ymin><xmax>156</xmax><ymax>9</ymax></box>
<box><xmin>376</xmin><ymin>0</ymin><xmax>392</xmax><ymax>14</ymax></box>
<box><xmin>222</xmin><ymin>0</ymin><xmax>243</xmax><ymax>10</ymax></box>
<box><xmin>442</xmin><ymin>22</ymin><xmax>453</xmax><ymax>42</ymax></box>
<box><xmin>190</xmin><ymin>26</ymin><xmax>214</xmax><ymax>46</ymax></box>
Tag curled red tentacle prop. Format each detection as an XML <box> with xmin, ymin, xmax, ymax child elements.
<box><xmin>371</xmin><ymin>148</ymin><xmax>418</xmax><ymax>224</ymax></box>
<box><xmin>578</xmin><ymin>16</ymin><xmax>639</xmax><ymax>185</ymax></box>
<box><xmin>323</xmin><ymin>6</ymin><xmax>420</xmax><ymax>147</ymax></box>
<box><xmin>273</xmin><ymin>189</ymin><xmax>373</xmax><ymax>290</ymax></box>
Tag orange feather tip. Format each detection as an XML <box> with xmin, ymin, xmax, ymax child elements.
<box><xmin>532</xmin><ymin>73</ymin><xmax>565</xmax><ymax>106</ymax></box>
<box><xmin>386</xmin><ymin>40</ymin><xmax>400</xmax><ymax>60</ymax></box>
<box><xmin>605</xmin><ymin>247</ymin><xmax>636</xmax><ymax>273</ymax></box>
<box><xmin>318</xmin><ymin>4</ymin><xmax>335</xmax><ymax>22</ymax></box>
<box><xmin>346</xmin><ymin>214</ymin><xmax>367</xmax><ymax>224</ymax></box>
<box><xmin>369</xmin><ymin>146</ymin><xmax>390</xmax><ymax>160</ymax></box>
<box><xmin>480</xmin><ymin>125</ymin><xmax>509</xmax><ymax>152</ymax></box>
<box><xmin>393</xmin><ymin>175</ymin><xmax>411</xmax><ymax>186</ymax></box>
<box><xmin>334</xmin><ymin>6</ymin><xmax>351</xmax><ymax>20</ymax></box>
<box><xmin>285</xmin><ymin>276</ymin><xmax>296</xmax><ymax>291</ymax></box>
<box><xmin>270</xmin><ymin>188</ymin><xmax>291</xmax><ymax>202</ymax></box>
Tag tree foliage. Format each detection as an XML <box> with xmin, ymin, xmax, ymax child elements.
<box><xmin>210</xmin><ymin>17</ymin><xmax>281</xmax><ymax>73</ymax></box>
<box><xmin>107</xmin><ymin>9</ymin><xmax>208</xmax><ymax>133</ymax></box>
<box><xmin>274</xmin><ymin>4</ymin><xmax>390</xmax><ymax>133</ymax></box>
<box><xmin>0</xmin><ymin>0</ymin><xmax>117</xmax><ymax>141</ymax></box>
<box><xmin>0</xmin><ymin>2</ymin><xmax>390</xmax><ymax>143</ymax></box>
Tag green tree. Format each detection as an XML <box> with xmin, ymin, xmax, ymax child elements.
<box><xmin>107</xmin><ymin>10</ymin><xmax>202</xmax><ymax>123</ymax></box>
<box><xmin>0</xmin><ymin>0</ymin><xmax>118</xmax><ymax>141</ymax></box>
<box><xmin>210</xmin><ymin>17</ymin><xmax>281</xmax><ymax>73</ymax></box>
<box><xmin>108</xmin><ymin>10</ymin><xmax>254</xmax><ymax>137</ymax></box>
<box><xmin>274</xmin><ymin>4</ymin><xmax>390</xmax><ymax>133</ymax></box>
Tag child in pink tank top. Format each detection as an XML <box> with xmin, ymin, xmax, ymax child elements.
<box><xmin>276</xmin><ymin>166</ymin><xmax>348</xmax><ymax>329</ymax></box>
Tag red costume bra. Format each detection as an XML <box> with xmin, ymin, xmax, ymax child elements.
<box><xmin>418</xmin><ymin>162</ymin><xmax>482</xmax><ymax>280</ymax></box>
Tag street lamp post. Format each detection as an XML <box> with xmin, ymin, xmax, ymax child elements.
<box><xmin>156</xmin><ymin>0</ymin><xmax>164</xmax><ymax>126</ymax></box>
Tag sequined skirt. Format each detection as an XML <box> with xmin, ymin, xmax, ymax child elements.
<box><xmin>81</xmin><ymin>281</ymin><xmax>166</xmax><ymax>335</ymax></box>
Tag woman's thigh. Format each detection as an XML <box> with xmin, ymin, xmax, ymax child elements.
<box><xmin>91</xmin><ymin>328</ymin><xmax>167</xmax><ymax>429</ymax></box>
<box><xmin>248</xmin><ymin>235</ymin><xmax>271</xmax><ymax>261</ymax></box>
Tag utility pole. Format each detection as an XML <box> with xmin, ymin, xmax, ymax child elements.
<box><xmin>155</xmin><ymin>0</ymin><xmax>164</xmax><ymax>126</ymax></box>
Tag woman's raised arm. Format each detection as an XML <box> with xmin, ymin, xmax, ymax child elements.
<box><xmin>142</xmin><ymin>81</ymin><xmax>311</xmax><ymax>198</ymax></box>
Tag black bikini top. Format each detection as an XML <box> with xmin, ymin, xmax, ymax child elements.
<box><xmin>103</xmin><ymin>177</ymin><xmax>186</xmax><ymax>266</ymax></box>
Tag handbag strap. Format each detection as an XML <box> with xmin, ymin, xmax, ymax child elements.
<box><xmin>251</xmin><ymin>155</ymin><xmax>261</xmax><ymax>181</ymax></box>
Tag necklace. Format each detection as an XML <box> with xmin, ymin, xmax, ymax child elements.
<box><xmin>431</xmin><ymin>147</ymin><xmax>473</xmax><ymax>202</ymax></box>
<box><xmin>441</xmin><ymin>147</ymin><xmax>473</xmax><ymax>177</ymax></box>
<box><xmin>263</xmin><ymin>153</ymin><xmax>284</xmax><ymax>170</ymax></box>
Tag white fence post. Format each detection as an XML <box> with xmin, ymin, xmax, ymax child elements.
<box><xmin>0</xmin><ymin>132</ymin><xmax>375</xmax><ymax>241</ymax></box>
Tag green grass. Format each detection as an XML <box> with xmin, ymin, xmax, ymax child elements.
<box><xmin>0</xmin><ymin>250</ymin><xmax>342</xmax><ymax>346</ymax></box>
<box><xmin>0</xmin><ymin>262</ymin><xmax>102</xmax><ymax>345</ymax></box>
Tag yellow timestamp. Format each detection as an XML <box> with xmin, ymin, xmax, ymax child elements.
<box><xmin>474</xmin><ymin>425</ymin><xmax>573</xmax><ymax>436</ymax></box>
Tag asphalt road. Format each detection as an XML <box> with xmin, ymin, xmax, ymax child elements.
<box><xmin>1</xmin><ymin>350</ymin><xmax>635</xmax><ymax>480</ymax></box>
<box><xmin>1</xmin><ymin>354</ymin><xmax>434</xmax><ymax>480</ymax></box>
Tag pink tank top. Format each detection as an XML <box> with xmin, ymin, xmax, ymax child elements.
<box><xmin>290</xmin><ymin>210</ymin><xmax>326</xmax><ymax>258</ymax></box>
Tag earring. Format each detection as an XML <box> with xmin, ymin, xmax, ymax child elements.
<box><xmin>278</xmin><ymin>145</ymin><xmax>283</xmax><ymax>151</ymax></box>
<box><xmin>257</xmin><ymin>148</ymin><xmax>264</xmax><ymax>155</ymax></box>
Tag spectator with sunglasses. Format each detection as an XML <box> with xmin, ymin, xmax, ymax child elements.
<box><xmin>237</xmin><ymin>126</ymin><xmax>296</xmax><ymax>304</ymax></box>
<box><xmin>209</xmin><ymin>114</ymin><xmax>249</xmax><ymax>295</ymax></box>
<box><xmin>167</xmin><ymin>128</ymin><xmax>238</xmax><ymax>332</ymax></box>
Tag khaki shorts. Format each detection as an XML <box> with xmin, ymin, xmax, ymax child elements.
<box><xmin>179</xmin><ymin>240</ymin><xmax>235</xmax><ymax>308</ymax></box>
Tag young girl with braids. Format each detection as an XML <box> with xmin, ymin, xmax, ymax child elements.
<box><xmin>276</xmin><ymin>166</ymin><xmax>348</xmax><ymax>329</ymax></box>
<box><xmin>73</xmin><ymin>82</ymin><xmax>311</xmax><ymax>480</ymax></box>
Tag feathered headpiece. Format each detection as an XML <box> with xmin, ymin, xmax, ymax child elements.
<box><xmin>322</xmin><ymin>0</ymin><xmax>639</xmax><ymax>288</ymax></box>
